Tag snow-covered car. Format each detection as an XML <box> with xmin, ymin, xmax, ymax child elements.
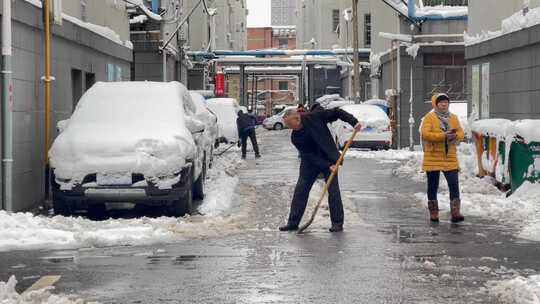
<box><xmin>190</xmin><ymin>91</ymin><xmax>219</xmax><ymax>150</ymax></box>
<box><xmin>332</xmin><ymin>104</ymin><xmax>392</xmax><ymax>150</ymax></box>
<box><xmin>262</xmin><ymin>106</ymin><xmax>296</xmax><ymax>130</ymax></box>
<box><xmin>206</xmin><ymin>98</ymin><xmax>240</xmax><ymax>144</ymax></box>
<box><xmin>49</xmin><ymin>82</ymin><xmax>209</xmax><ymax>219</ymax></box>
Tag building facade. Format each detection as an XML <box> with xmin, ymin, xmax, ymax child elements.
<box><xmin>271</xmin><ymin>0</ymin><xmax>296</xmax><ymax>26</ymax></box>
<box><xmin>130</xmin><ymin>0</ymin><xmax>247</xmax><ymax>86</ymax></box>
<box><xmin>1</xmin><ymin>0</ymin><xmax>131</xmax><ymax>211</ymax></box>
<box><xmin>369</xmin><ymin>0</ymin><xmax>467</xmax><ymax>148</ymax></box>
<box><xmin>466</xmin><ymin>0</ymin><xmax>540</xmax><ymax>121</ymax></box>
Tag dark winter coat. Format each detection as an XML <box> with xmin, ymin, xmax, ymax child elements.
<box><xmin>291</xmin><ymin>108</ymin><xmax>358</xmax><ymax>171</ymax></box>
<box><xmin>236</xmin><ymin>112</ymin><xmax>256</xmax><ymax>136</ymax></box>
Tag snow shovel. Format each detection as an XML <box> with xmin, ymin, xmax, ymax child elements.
<box><xmin>297</xmin><ymin>128</ymin><xmax>359</xmax><ymax>234</ymax></box>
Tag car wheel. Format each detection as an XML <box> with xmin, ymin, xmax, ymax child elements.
<box><xmin>88</xmin><ymin>203</ymin><xmax>107</xmax><ymax>221</ymax></box>
<box><xmin>169</xmin><ymin>170</ymin><xmax>194</xmax><ymax>217</ymax></box>
<box><xmin>274</xmin><ymin>123</ymin><xmax>283</xmax><ymax>130</ymax></box>
<box><xmin>193</xmin><ymin>155</ymin><xmax>206</xmax><ymax>200</ymax></box>
<box><xmin>52</xmin><ymin>193</ymin><xmax>71</xmax><ymax>216</ymax></box>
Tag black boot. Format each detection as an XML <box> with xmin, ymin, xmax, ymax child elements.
<box><xmin>241</xmin><ymin>154</ymin><xmax>246</xmax><ymax>160</ymax></box>
<box><xmin>255</xmin><ymin>153</ymin><xmax>261</xmax><ymax>158</ymax></box>
<box><xmin>279</xmin><ymin>224</ymin><xmax>298</xmax><ymax>231</ymax></box>
<box><xmin>329</xmin><ymin>223</ymin><xmax>343</xmax><ymax>232</ymax></box>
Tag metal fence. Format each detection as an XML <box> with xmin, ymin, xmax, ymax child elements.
<box><xmin>423</xmin><ymin>0</ymin><xmax>468</xmax><ymax>6</ymax></box>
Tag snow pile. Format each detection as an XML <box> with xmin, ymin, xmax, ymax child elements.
<box><xmin>206</xmin><ymin>98</ymin><xmax>240</xmax><ymax>143</ymax></box>
<box><xmin>0</xmin><ymin>276</ymin><xmax>88</xmax><ymax>304</ymax></box>
<box><xmin>0</xmin><ymin>150</ymin><xmax>244</xmax><ymax>252</ymax></box>
<box><xmin>315</xmin><ymin>94</ymin><xmax>344</xmax><ymax>107</ymax></box>
<box><xmin>471</xmin><ymin>119</ymin><xmax>513</xmax><ymax>139</ymax></box>
<box><xmin>487</xmin><ymin>275</ymin><xmax>540</xmax><ymax>304</ymax></box>
<box><xmin>406</xmin><ymin>43</ymin><xmax>420</xmax><ymax>59</ymax></box>
<box><xmin>49</xmin><ymin>82</ymin><xmax>196</xmax><ymax>190</ymax></box>
<box><xmin>129</xmin><ymin>15</ymin><xmax>148</xmax><ymax>24</ymax></box>
<box><xmin>506</xmin><ymin>120</ymin><xmax>540</xmax><ymax>144</ymax></box>
<box><xmin>347</xmin><ymin>149</ymin><xmax>420</xmax><ymax>161</ymax></box>
<box><xmin>466</xmin><ymin>5</ymin><xmax>540</xmax><ymax>46</ymax></box>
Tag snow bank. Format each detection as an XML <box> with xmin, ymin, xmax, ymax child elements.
<box><xmin>0</xmin><ymin>276</ymin><xmax>87</xmax><ymax>304</ymax></box>
<box><xmin>49</xmin><ymin>82</ymin><xmax>196</xmax><ymax>190</ymax></box>
<box><xmin>206</xmin><ymin>98</ymin><xmax>240</xmax><ymax>143</ymax></box>
<box><xmin>471</xmin><ymin>119</ymin><xmax>513</xmax><ymax>139</ymax></box>
<box><xmin>0</xmin><ymin>150</ymin><xmax>244</xmax><ymax>252</ymax></box>
<box><xmin>466</xmin><ymin>5</ymin><xmax>540</xmax><ymax>46</ymax></box>
<box><xmin>487</xmin><ymin>275</ymin><xmax>540</xmax><ymax>304</ymax></box>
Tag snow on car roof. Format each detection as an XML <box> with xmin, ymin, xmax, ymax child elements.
<box><xmin>340</xmin><ymin>104</ymin><xmax>390</xmax><ymax>130</ymax></box>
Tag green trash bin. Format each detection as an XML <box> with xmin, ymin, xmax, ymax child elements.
<box><xmin>508</xmin><ymin>140</ymin><xmax>540</xmax><ymax>193</ymax></box>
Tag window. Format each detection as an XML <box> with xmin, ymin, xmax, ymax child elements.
<box><xmin>424</xmin><ymin>53</ymin><xmax>466</xmax><ymax>101</ymax></box>
<box><xmin>71</xmin><ymin>69</ymin><xmax>83</xmax><ymax>109</ymax></box>
<box><xmin>278</xmin><ymin>38</ymin><xmax>288</xmax><ymax>49</ymax></box>
<box><xmin>278</xmin><ymin>81</ymin><xmax>289</xmax><ymax>91</ymax></box>
<box><xmin>85</xmin><ymin>72</ymin><xmax>95</xmax><ymax>92</ymax></box>
<box><xmin>364</xmin><ymin>14</ymin><xmax>371</xmax><ymax>47</ymax></box>
<box><xmin>332</xmin><ymin>9</ymin><xmax>340</xmax><ymax>33</ymax></box>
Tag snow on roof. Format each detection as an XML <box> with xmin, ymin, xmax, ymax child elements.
<box><xmin>125</xmin><ymin>0</ymin><xmax>163</xmax><ymax>21</ymax></box>
<box><xmin>416</xmin><ymin>5</ymin><xmax>468</xmax><ymax>18</ymax></box>
<box><xmin>364</xmin><ymin>99</ymin><xmax>389</xmax><ymax>107</ymax></box>
<box><xmin>471</xmin><ymin>119</ymin><xmax>513</xmax><ymax>138</ymax></box>
<box><xmin>130</xmin><ymin>15</ymin><xmax>148</xmax><ymax>24</ymax></box>
<box><xmin>23</xmin><ymin>0</ymin><xmax>132</xmax><ymax>49</ymax></box>
<box><xmin>465</xmin><ymin>6</ymin><xmax>540</xmax><ymax>46</ymax></box>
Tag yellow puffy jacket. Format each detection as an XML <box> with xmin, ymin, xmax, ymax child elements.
<box><xmin>420</xmin><ymin>97</ymin><xmax>464</xmax><ymax>172</ymax></box>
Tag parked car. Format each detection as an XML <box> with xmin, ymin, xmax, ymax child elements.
<box><xmin>331</xmin><ymin>104</ymin><xmax>392</xmax><ymax>150</ymax></box>
<box><xmin>206</xmin><ymin>98</ymin><xmax>240</xmax><ymax>144</ymax></box>
<box><xmin>49</xmin><ymin>82</ymin><xmax>209</xmax><ymax>219</ymax></box>
<box><xmin>190</xmin><ymin>91</ymin><xmax>219</xmax><ymax>165</ymax></box>
<box><xmin>262</xmin><ymin>106</ymin><xmax>296</xmax><ymax>130</ymax></box>
<box><xmin>364</xmin><ymin>99</ymin><xmax>390</xmax><ymax>115</ymax></box>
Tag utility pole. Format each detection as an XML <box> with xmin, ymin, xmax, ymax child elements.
<box><xmin>352</xmin><ymin>0</ymin><xmax>361</xmax><ymax>103</ymax></box>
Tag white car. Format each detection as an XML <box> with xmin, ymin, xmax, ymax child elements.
<box><xmin>206</xmin><ymin>98</ymin><xmax>240</xmax><ymax>144</ymax></box>
<box><xmin>332</xmin><ymin>104</ymin><xmax>392</xmax><ymax>150</ymax></box>
<box><xmin>49</xmin><ymin>82</ymin><xmax>209</xmax><ymax>219</ymax></box>
<box><xmin>263</xmin><ymin>106</ymin><xmax>296</xmax><ymax>130</ymax></box>
<box><xmin>190</xmin><ymin>91</ymin><xmax>219</xmax><ymax>148</ymax></box>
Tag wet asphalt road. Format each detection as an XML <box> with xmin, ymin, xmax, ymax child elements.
<box><xmin>2</xmin><ymin>129</ymin><xmax>540</xmax><ymax>303</ymax></box>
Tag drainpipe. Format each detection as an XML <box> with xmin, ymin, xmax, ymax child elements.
<box><xmin>2</xmin><ymin>0</ymin><xmax>13</xmax><ymax>211</ymax></box>
<box><xmin>396</xmin><ymin>42</ymin><xmax>401</xmax><ymax>149</ymax></box>
<box><xmin>408</xmin><ymin>0</ymin><xmax>416</xmax><ymax>19</ymax></box>
<box><xmin>43</xmin><ymin>0</ymin><xmax>53</xmax><ymax>202</ymax></box>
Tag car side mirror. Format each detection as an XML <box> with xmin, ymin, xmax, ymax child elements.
<box><xmin>186</xmin><ymin>117</ymin><xmax>205</xmax><ymax>134</ymax></box>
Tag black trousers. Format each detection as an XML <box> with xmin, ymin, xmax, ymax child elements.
<box><xmin>426</xmin><ymin>170</ymin><xmax>460</xmax><ymax>201</ymax></box>
<box><xmin>240</xmin><ymin>129</ymin><xmax>260</xmax><ymax>156</ymax></box>
<box><xmin>287</xmin><ymin>161</ymin><xmax>344</xmax><ymax>226</ymax></box>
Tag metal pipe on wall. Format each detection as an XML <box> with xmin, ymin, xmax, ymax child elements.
<box><xmin>43</xmin><ymin>0</ymin><xmax>53</xmax><ymax>202</ymax></box>
<box><xmin>2</xmin><ymin>0</ymin><xmax>13</xmax><ymax>211</ymax></box>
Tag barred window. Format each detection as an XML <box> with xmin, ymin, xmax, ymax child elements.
<box><xmin>332</xmin><ymin>9</ymin><xmax>340</xmax><ymax>33</ymax></box>
<box><xmin>364</xmin><ymin>14</ymin><xmax>371</xmax><ymax>47</ymax></box>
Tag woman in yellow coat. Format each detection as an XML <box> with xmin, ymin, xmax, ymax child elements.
<box><xmin>420</xmin><ymin>93</ymin><xmax>465</xmax><ymax>223</ymax></box>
